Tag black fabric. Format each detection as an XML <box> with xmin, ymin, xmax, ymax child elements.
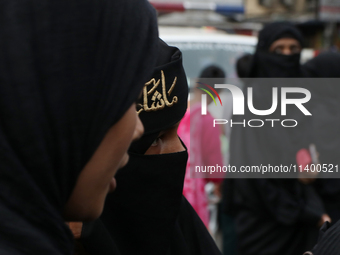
<box><xmin>229</xmin><ymin>179</ymin><xmax>324</xmax><ymax>255</ymax></box>
<box><xmin>79</xmin><ymin>148</ymin><xmax>188</xmax><ymax>255</ymax></box>
<box><xmin>81</xmin><ymin>41</ymin><xmax>221</xmax><ymax>255</ymax></box>
<box><xmin>303</xmin><ymin>51</ymin><xmax>340</xmax><ymax>78</ymax></box>
<box><xmin>224</xmin><ymin>102</ymin><xmax>324</xmax><ymax>254</ymax></box>
<box><xmin>224</xmin><ymin>174</ymin><xmax>325</xmax><ymax>254</ymax></box>
<box><xmin>256</xmin><ymin>22</ymin><xmax>304</xmax><ymax>52</ymax></box>
<box><xmin>249</xmin><ymin>52</ymin><xmax>302</xmax><ymax>77</ymax></box>
<box><xmin>84</xmin><ymin>149</ymin><xmax>222</xmax><ymax>255</ymax></box>
<box><xmin>236</xmin><ymin>54</ymin><xmax>253</xmax><ymax>79</ymax></box>
<box><xmin>303</xmin><ymin>53</ymin><xmax>340</xmax><ymax>221</ymax></box>
<box><xmin>132</xmin><ymin>40</ymin><xmax>188</xmax><ymax>154</ymax></box>
<box><xmin>222</xmin><ymin>22</ymin><xmax>325</xmax><ymax>255</ymax></box>
<box><xmin>309</xmin><ymin>83</ymin><xmax>340</xmax><ymax>223</ymax></box>
<box><xmin>300</xmin><ymin>54</ymin><xmax>340</xmax><ymax>254</ymax></box>
<box><xmin>80</xmin><ymin>150</ymin><xmax>188</xmax><ymax>255</ymax></box>
<box><xmin>102</xmin><ymin>150</ymin><xmax>188</xmax><ymax>255</ymax></box>
<box><xmin>223</xmin><ymin>82</ymin><xmax>323</xmax><ymax>255</ymax></box>
<box><xmin>81</xmin><ymin>220</ymin><xmax>119</xmax><ymax>255</ymax></box>
<box><xmin>0</xmin><ymin>1</ymin><xmax>158</xmax><ymax>254</ymax></box>
<box><xmin>168</xmin><ymin>196</ymin><xmax>222</xmax><ymax>255</ymax></box>
<box><xmin>310</xmin><ymin>221</ymin><xmax>340</xmax><ymax>255</ymax></box>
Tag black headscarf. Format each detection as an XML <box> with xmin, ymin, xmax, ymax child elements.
<box><xmin>131</xmin><ymin>40</ymin><xmax>189</xmax><ymax>154</ymax></box>
<box><xmin>249</xmin><ymin>22</ymin><xmax>304</xmax><ymax>78</ymax></box>
<box><xmin>0</xmin><ymin>0</ymin><xmax>158</xmax><ymax>254</ymax></box>
<box><xmin>256</xmin><ymin>22</ymin><xmax>304</xmax><ymax>52</ymax></box>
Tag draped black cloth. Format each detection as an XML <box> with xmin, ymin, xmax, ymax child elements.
<box><xmin>309</xmin><ymin>221</ymin><xmax>340</xmax><ymax>255</ymax></box>
<box><xmin>168</xmin><ymin>196</ymin><xmax>222</xmax><ymax>255</ymax></box>
<box><xmin>222</xmin><ymin>22</ymin><xmax>325</xmax><ymax>255</ymax></box>
<box><xmin>80</xmin><ymin>41</ymin><xmax>222</xmax><ymax>255</ymax></box>
<box><xmin>0</xmin><ymin>0</ymin><xmax>158</xmax><ymax>254</ymax></box>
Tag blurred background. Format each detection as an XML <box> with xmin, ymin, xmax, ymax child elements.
<box><xmin>149</xmin><ymin>0</ymin><xmax>339</xmax><ymax>80</ymax></box>
<box><xmin>148</xmin><ymin>1</ymin><xmax>340</xmax><ymax>254</ymax></box>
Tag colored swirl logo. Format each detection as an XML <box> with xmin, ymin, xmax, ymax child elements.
<box><xmin>197</xmin><ymin>82</ymin><xmax>222</xmax><ymax>106</ymax></box>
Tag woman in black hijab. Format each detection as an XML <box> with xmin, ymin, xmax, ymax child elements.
<box><xmin>0</xmin><ymin>0</ymin><xmax>158</xmax><ymax>254</ymax></box>
<box><xmin>223</xmin><ymin>22</ymin><xmax>327</xmax><ymax>255</ymax></box>
<box><xmin>77</xmin><ymin>40</ymin><xmax>222</xmax><ymax>255</ymax></box>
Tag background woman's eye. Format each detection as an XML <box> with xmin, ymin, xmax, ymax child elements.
<box><xmin>274</xmin><ymin>47</ymin><xmax>283</xmax><ymax>54</ymax></box>
<box><xmin>291</xmin><ymin>46</ymin><xmax>299</xmax><ymax>54</ymax></box>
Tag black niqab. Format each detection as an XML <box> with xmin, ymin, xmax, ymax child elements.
<box><xmin>310</xmin><ymin>221</ymin><xmax>340</xmax><ymax>255</ymax></box>
<box><xmin>249</xmin><ymin>22</ymin><xmax>304</xmax><ymax>78</ymax></box>
<box><xmin>0</xmin><ymin>0</ymin><xmax>158</xmax><ymax>254</ymax></box>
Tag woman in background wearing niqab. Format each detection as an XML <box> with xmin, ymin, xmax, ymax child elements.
<box><xmin>0</xmin><ymin>0</ymin><xmax>158</xmax><ymax>254</ymax></box>
<box><xmin>300</xmin><ymin>52</ymin><xmax>340</xmax><ymax>255</ymax></box>
<box><xmin>222</xmin><ymin>22</ymin><xmax>327</xmax><ymax>255</ymax></box>
<box><xmin>249</xmin><ymin>21</ymin><xmax>303</xmax><ymax>78</ymax></box>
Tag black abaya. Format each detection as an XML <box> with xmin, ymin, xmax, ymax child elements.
<box><xmin>222</xmin><ymin>22</ymin><xmax>325</xmax><ymax>255</ymax></box>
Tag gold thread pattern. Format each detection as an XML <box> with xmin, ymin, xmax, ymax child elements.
<box><xmin>138</xmin><ymin>70</ymin><xmax>178</xmax><ymax>114</ymax></box>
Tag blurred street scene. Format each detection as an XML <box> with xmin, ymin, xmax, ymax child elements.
<box><xmin>150</xmin><ymin>1</ymin><xmax>340</xmax><ymax>254</ymax></box>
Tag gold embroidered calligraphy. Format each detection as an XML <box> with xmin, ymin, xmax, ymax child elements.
<box><xmin>137</xmin><ymin>70</ymin><xmax>178</xmax><ymax>114</ymax></box>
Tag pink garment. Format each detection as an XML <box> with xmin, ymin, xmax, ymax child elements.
<box><xmin>178</xmin><ymin>103</ymin><xmax>224</xmax><ymax>228</ymax></box>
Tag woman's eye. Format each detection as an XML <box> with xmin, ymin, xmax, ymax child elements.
<box><xmin>151</xmin><ymin>137</ymin><xmax>161</xmax><ymax>147</ymax></box>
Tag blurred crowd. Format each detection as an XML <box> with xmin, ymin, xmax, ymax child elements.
<box><xmin>183</xmin><ymin>21</ymin><xmax>340</xmax><ymax>255</ymax></box>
